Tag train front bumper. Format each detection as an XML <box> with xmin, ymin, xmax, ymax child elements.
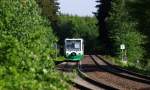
<box><xmin>65</xmin><ymin>54</ymin><xmax>83</xmax><ymax>61</ymax></box>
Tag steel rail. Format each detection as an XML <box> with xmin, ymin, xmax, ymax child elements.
<box><xmin>77</xmin><ymin>61</ymin><xmax>118</xmax><ymax>90</ymax></box>
<box><xmin>91</xmin><ymin>55</ymin><xmax>150</xmax><ymax>84</ymax></box>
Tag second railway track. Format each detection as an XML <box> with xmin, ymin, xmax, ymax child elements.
<box><xmin>94</xmin><ymin>55</ymin><xmax>150</xmax><ymax>83</ymax></box>
<box><xmin>96</xmin><ymin>55</ymin><xmax>150</xmax><ymax>80</ymax></box>
<box><xmin>79</xmin><ymin>55</ymin><xmax>150</xmax><ymax>90</ymax></box>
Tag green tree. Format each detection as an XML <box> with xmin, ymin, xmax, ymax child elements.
<box><xmin>108</xmin><ymin>0</ymin><xmax>145</xmax><ymax>64</ymax></box>
<box><xmin>37</xmin><ymin>0</ymin><xmax>60</xmax><ymax>31</ymax></box>
<box><xmin>127</xmin><ymin>0</ymin><xmax>150</xmax><ymax>65</ymax></box>
<box><xmin>0</xmin><ymin>0</ymin><xmax>69</xmax><ymax>89</ymax></box>
<box><xmin>95</xmin><ymin>0</ymin><xmax>112</xmax><ymax>54</ymax></box>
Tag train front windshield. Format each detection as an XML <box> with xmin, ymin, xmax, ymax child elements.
<box><xmin>66</xmin><ymin>40</ymin><xmax>81</xmax><ymax>51</ymax></box>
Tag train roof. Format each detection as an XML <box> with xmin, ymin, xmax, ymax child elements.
<box><xmin>65</xmin><ymin>38</ymin><xmax>83</xmax><ymax>40</ymax></box>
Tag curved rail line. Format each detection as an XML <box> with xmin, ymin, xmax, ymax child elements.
<box><xmin>97</xmin><ymin>55</ymin><xmax>150</xmax><ymax>80</ymax></box>
<box><xmin>91</xmin><ymin>55</ymin><xmax>150</xmax><ymax>84</ymax></box>
<box><xmin>56</xmin><ymin>62</ymin><xmax>90</xmax><ymax>89</ymax></box>
<box><xmin>56</xmin><ymin>61</ymin><xmax>104</xmax><ymax>90</ymax></box>
<box><xmin>82</xmin><ymin>55</ymin><xmax>150</xmax><ymax>89</ymax></box>
<box><xmin>77</xmin><ymin>61</ymin><xmax>117</xmax><ymax>90</ymax></box>
<box><xmin>95</xmin><ymin>55</ymin><xmax>150</xmax><ymax>83</ymax></box>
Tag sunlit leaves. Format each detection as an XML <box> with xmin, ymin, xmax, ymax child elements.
<box><xmin>0</xmin><ymin>0</ymin><xmax>69</xmax><ymax>89</ymax></box>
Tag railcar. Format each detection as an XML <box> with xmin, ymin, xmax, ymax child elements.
<box><xmin>64</xmin><ymin>38</ymin><xmax>84</xmax><ymax>61</ymax></box>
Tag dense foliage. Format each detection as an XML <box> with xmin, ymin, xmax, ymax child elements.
<box><xmin>0</xmin><ymin>0</ymin><xmax>69</xmax><ymax>89</ymax></box>
<box><xmin>37</xmin><ymin>0</ymin><xmax>60</xmax><ymax>31</ymax></box>
<box><xmin>58</xmin><ymin>15</ymin><xmax>99</xmax><ymax>54</ymax></box>
<box><xmin>127</xmin><ymin>0</ymin><xmax>150</xmax><ymax>66</ymax></box>
<box><xmin>108</xmin><ymin>0</ymin><xmax>146</xmax><ymax>64</ymax></box>
<box><xmin>96</xmin><ymin>0</ymin><xmax>146</xmax><ymax>66</ymax></box>
<box><xmin>95</xmin><ymin>0</ymin><xmax>112</xmax><ymax>54</ymax></box>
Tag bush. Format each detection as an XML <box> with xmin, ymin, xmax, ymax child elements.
<box><xmin>0</xmin><ymin>0</ymin><xmax>69</xmax><ymax>89</ymax></box>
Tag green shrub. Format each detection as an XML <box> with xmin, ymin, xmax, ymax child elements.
<box><xmin>0</xmin><ymin>0</ymin><xmax>69</xmax><ymax>89</ymax></box>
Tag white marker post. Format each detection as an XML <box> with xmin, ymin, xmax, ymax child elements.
<box><xmin>120</xmin><ymin>44</ymin><xmax>125</xmax><ymax>61</ymax></box>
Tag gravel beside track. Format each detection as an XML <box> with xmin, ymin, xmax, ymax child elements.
<box><xmin>73</xmin><ymin>75</ymin><xmax>102</xmax><ymax>90</ymax></box>
<box><xmin>56</xmin><ymin>62</ymin><xmax>77</xmax><ymax>72</ymax></box>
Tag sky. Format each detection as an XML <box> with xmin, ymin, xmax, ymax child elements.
<box><xmin>58</xmin><ymin>0</ymin><xmax>97</xmax><ymax>16</ymax></box>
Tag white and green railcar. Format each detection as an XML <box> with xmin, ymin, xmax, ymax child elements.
<box><xmin>64</xmin><ymin>38</ymin><xmax>84</xmax><ymax>61</ymax></box>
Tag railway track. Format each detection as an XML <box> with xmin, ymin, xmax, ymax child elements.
<box><xmin>81</xmin><ymin>55</ymin><xmax>150</xmax><ymax>90</ymax></box>
<box><xmin>56</xmin><ymin>55</ymin><xmax>150</xmax><ymax>90</ymax></box>
<box><xmin>56</xmin><ymin>61</ymin><xmax>116</xmax><ymax>89</ymax></box>
<box><xmin>92</xmin><ymin>55</ymin><xmax>150</xmax><ymax>84</ymax></box>
<box><xmin>56</xmin><ymin>61</ymin><xmax>89</xmax><ymax>90</ymax></box>
<box><xmin>77</xmin><ymin>60</ymin><xmax>117</xmax><ymax>90</ymax></box>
